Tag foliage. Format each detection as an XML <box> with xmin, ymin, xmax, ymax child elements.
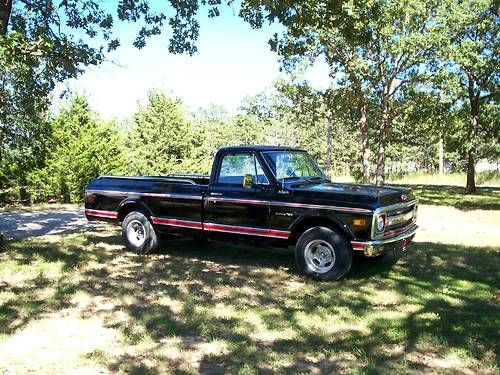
<box><xmin>433</xmin><ymin>0</ymin><xmax>499</xmax><ymax>193</ymax></box>
<box><xmin>0</xmin><ymin>0</ymin><xmax>224</xmax><ymax>189</ymax></box>
<box><xmin>126</xmin><ymin>91</ymin><xmax>192</xmax><ymax>175</ymax></box>
<box><xmin>1</xmin><ymin>0</ymin><xmax>498</xmax><ymax>196</ymax></box>
<box><xmin>27</xmin><ymin>95</ymin><xmax>125</xmax><ymax>203</ymax></box>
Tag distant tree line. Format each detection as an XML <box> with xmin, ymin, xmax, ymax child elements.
<box><xmin>0</xmin><ymin>76</ymin><xmax>497</xmax><ymax>204</ymax></box>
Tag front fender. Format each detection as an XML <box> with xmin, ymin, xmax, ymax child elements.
<box><xmin>289</xmin><ymin>209</ymin><xmax>355</xmax><ymax>241</ymax></box>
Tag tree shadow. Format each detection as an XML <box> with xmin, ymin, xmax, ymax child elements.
<box><xmin>0</xmin><ymin>209</ymin><xmax>103</xmax><ymax>239</ymax></box>
<box><xmin>1</xmin><ymin>231</ymin><xmax>498</xmax><ymax>373</ymax></box>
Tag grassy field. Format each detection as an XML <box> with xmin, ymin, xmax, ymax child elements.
<box><xmin>330</xmin><ymin>171</ymin><xmax>500</xmax><ymax>187</ymax></box>
<box><xmin>388</xmin><ymin>171</ymin><xmax>500</xmax><ymax>187</ymax></box>
<box><xmin>1</xmin><ymin>203</ymin><xmax>499</xmax><ymax>373</ymax></box>
<box><xmin>394</xmin><ymin>185</ymin><xmax>500</xmax><ymax>211</ymax></box>
<box><xmin>332</xmin><ymin>174</ymin><xmax>500</xmax><ymax>211</ymax></box>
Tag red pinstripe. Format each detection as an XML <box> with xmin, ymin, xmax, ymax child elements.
<box><xmin>204</xmin><ymin>222</ymin><xmax>290</xmax><ymax>239</ymax></box>
<box><xmin>85</xmin><ymin>209</ymin><xmax>118</xmax><ymax>219</ymax></box>
<box><xmin>151</xmin><ymin>217</ymin><xmax>202</xmax><ymax>229</ymax></box>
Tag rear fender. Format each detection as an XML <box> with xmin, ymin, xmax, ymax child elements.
<box><xmin>117</xmin><ymin>199</ymin><xmax>152</xmax><ymax>222</ymax></box>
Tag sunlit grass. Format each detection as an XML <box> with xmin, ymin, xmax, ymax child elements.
<box><xmin>399</xmin><ymin>184</ymin><xmax>499</xmax><ymax>210</ymax></box>
<box><xmin>0</xmin><ymin>225</ymin><xmax>498</xmax><ymax>374</ymax></box>
<box><xmin>326</xmin><ymin>174</ymin><xmax>500</xmax><ymax>210</ymax></box>
<box><xmin>388</xmin><ymin>171</ymin><xmax>500</xmax><ymax>187</ymax></box>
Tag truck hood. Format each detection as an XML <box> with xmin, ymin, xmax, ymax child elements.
<box><xmin>289</xmin><ymin>181</ymin><xmax>414</xmax><ymax>208</ymax></box>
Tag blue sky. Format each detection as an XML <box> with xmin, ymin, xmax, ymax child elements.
<box><xmin>57</xmin><ymin>4</ymin><xmax>330</xmax><ymax>119</ymax></box>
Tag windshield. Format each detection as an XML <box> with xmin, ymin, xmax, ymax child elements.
<box><xmin>262</xmin><ymin>151</ymin><xmax>326</xmax><ymax>181</ymax></box>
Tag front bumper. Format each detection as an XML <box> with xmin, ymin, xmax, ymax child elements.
<box><xmin>351</xmin><ymin>225</ymin><xmax>418</xmax><ymax>257</ymax></box>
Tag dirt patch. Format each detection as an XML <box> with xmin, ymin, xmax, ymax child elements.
<box><xmin>416</xmin><ymin>205</ymin><xmax>500</xmax><ymax>247</ymax></box>
<box><xmin>0</xmin><ymin>310</ymin><xmax>122</xmax><ymax>374</ymax></box>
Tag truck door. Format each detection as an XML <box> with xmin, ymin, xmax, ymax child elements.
<box><xmin>204</xmin><ymin>151</ymin><xmax>273</xmax><ymax>242</ymax></box>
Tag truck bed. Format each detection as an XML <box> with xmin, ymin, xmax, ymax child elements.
<box><xmin>97</xmin><ymin>174</ymin><xmax>210</xmax><ymax>186</ymax></box>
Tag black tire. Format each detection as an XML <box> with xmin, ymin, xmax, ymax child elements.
<box><xmin>121</xmin><ymin>211</ymin><xmax>158</xmax><ymax>254</ymax></box>
<box><xmin>295</xmin><ymin>226</ymin><xmax>352</xmax><ymax>281</ymax></box>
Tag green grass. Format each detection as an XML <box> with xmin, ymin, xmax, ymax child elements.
<box><xmin>388</xmin><ymin>171</ymin><xmax>500</xmax><ymax>187</ymax></box>
<box><xmin>0</xmin><ymin>228</ymin><xmax>498</xmax><ymax>374</ymax></box>
<box><xmin>391</xmin><ymin>184</ymin><xmax>500</xmax><ymax>210</ymax></box>
<box><xmin>329</xmin><ymin>173</ymin><xmax>500</xmax><ymax>210</ymax></box>
<box><xmin>331</xmin><ymin>171</ymin><xmax>500</xmax><ymax>187</ymax></box>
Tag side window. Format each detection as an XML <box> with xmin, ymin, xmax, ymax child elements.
<box><xmin>217</xmin><ymin>153</ymin><xmax>269</xmax><ymax>186</ymax></box>
<box><xmin>218</xmin><ymin>153</ymin><xmax>254</xmax><ymax>185</ymax></box>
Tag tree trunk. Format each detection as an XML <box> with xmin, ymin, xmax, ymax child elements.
<box><xmin>325</xmin><ymin>116</ymin><xmax>332</xmax><ymax>178</ymax></box>
<box><xmin>438</xmin><ymin>134</ymin><xmax>444</xmax><ymax>176</ymax></box>
<box><xmin>350</xmin><ymin>75</ymin><xmax>370</xmax><ymax>183</ymax></box>
<box><xmin>465</xmin><ymin>75</ymin><xmax>479</xmax><ymax>194</ymax></box>
<box><xmin>376</xmin><ymin>97</ymin><xmax>390</xmax><ymax>186</ymax></box>
<box><xmin>465</xmin><ymin>100</ymin><xmax>479</xmax><ymax>194</ymax></box>
<box><xmin>359</xmin><ymin>96</ymin><xmax>370</xmax><ymax>184</ymax></box>
<box><xmin>465</xmin><ymin>151</ymin><xmax>476</xmax><ymax>193</ymax></box>
<box><xmin>0</xmin><ymin>0</ymin><xmax>13</xmax><ymax>35</ymax></box>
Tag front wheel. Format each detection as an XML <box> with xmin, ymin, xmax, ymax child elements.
<box><xmin>295</xmin><ymin>226</ymin><xmax>352</xmax><ymax>281</ymax></box>
<box><xmin>122</xmin><ymin>211</ymin><xmax>158</xmax><ymax>254</ymax></box>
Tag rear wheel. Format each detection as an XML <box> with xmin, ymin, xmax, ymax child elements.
<box><xmin>122</xmin><ymin>211</ymin><xmax>158</xmax><ymax>254</ymax></box>
<box><xmin>295</xmin><ymin>226</ymin><xmax>352</xmax><ymax>281</ymax></box>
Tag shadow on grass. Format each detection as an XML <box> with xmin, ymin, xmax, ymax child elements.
<box><xmin>1</xmin><ymin>232</ymin><xmax>499</xmax><ymax>373</ymax></box>
<box><xmin>388</xmin><ymin>184</ymin><xmax>500</xmax><ymax>210</ymax></box>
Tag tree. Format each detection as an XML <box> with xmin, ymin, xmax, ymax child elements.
<box><xmin>239</xmin><ymin>0</ymin><xmax>443</xmax><ymax>185</ymax></box>
<box><xmin>127</xmin><ymin>90</ymin><xmax>191</xmax><ymax>175</ymax></box>
<box><xmin>241</xmin><ymin>78</ymin><xmax>360</xmax><ymax>176</ymax></box>
<box><xmin>435</xmin><ymin>0</ymin><xmax>499</xmax><ymax>193</ymax></box>
<box><xmin>0</xmin><ymin>0</ymin><xmax>219</xmax><ymax>172</ymax></box>
<box><xmin>28</xmin><ymin>94</ymin><xmax>125</xmax><ymax>202</ymax></box>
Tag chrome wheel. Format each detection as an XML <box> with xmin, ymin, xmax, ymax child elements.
<box><xmin>304</xmin><ymin>239</ymin><xmax>336</xmax><ymax>273</ymax></box>
<box><xmin>126</xmin><ymin>220</ymin><xmax>146</xmax><ymax>247</ymax></box>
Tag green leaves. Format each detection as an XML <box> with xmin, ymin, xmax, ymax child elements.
<box><xmin>127</xmin><ymin>91</ymin><xmax>191</xmax><ymax>175</ymax></box>
<box><xmin>27</xmin><ymin>95</ymin><xmax>126</xmax><ymax>203</ymax></box>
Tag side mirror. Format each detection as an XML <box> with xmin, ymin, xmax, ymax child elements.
<box><xmin>242</xmin><ymin>174</ymin><xmax>253</xmax><ymax>189</ymax></box>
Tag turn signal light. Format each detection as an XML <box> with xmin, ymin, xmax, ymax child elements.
<box><xmin>353</xmin><ymin>219</ymin><xmax>366</xmax><ymax>227</ymax></box>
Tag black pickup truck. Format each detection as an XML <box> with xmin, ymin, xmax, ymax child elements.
<box><xmin>85</xmin><ymin>145</ymin><xmax>417</xmax><ymax>281</ymax></box>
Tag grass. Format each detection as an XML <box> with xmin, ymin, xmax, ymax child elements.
<box><xmin>388</xmin><ymin>171</ymin><xmax>500</xmax><ymax>187</ymax></box>
<box><xmin>1</xmin><ymin>222</ymin><xmax>499</xmax><ymax>374</ymax></box>
<box><xmin>329</xmin><ymin>173</ymin><xmax>500</xmax><ymax>211</ymax></box>
<box><xmin>394</xmin><ymin>184</ymin><xmax>500</xmax><ymax>211</ymax></box>
<box><xmin>330</xmin><ymin>171</ymin><xmax>500</xmax><ymax>187</ymax></box>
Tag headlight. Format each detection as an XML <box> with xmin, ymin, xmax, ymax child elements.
<box><xmin>376</xmin><ymin>213</ymin><xmax>386</xmax><ymax>232</ymax></box>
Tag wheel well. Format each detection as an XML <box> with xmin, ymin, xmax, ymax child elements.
<box><xmin>289</xmin><ymin>217</ymin><xmax>351</xmax><ymax>245</ymax></box>
<box><xmin>117</xmin><ymin>202</ymin><xmax>150</xmax><ymax>223</ymax></box>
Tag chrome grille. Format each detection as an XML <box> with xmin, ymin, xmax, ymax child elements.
<box><xmin>371</xmin><ymin>200</ymin><xmax>418</xmax><ymax>239</ymax></box>
<box><xmin>386</xmin><ymin>204</ymin><xmax>416</xmax><ymax>231</ymax></box>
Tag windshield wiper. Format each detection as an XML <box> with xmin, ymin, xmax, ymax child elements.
<box><xmin>306</xmin><ymin>176</ymin><xmax>328</xmax><ymax>183</ymax></box>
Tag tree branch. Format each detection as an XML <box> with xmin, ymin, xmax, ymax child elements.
<box><xmin>0</xmin><ymin>0</ymin><xmax>13</xmax><ymax>35</ymax></box>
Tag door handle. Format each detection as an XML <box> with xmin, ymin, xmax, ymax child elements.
<box><xmin>210</xmin><ymin>192</ymin><xmax>222</xmax><ymax>196</ymax></box>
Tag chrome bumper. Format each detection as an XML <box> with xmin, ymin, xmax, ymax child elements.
<box><xmin>351</xmin><ymin>225</ymin><xmax>418</xmax><ymax>257</ymax></box>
